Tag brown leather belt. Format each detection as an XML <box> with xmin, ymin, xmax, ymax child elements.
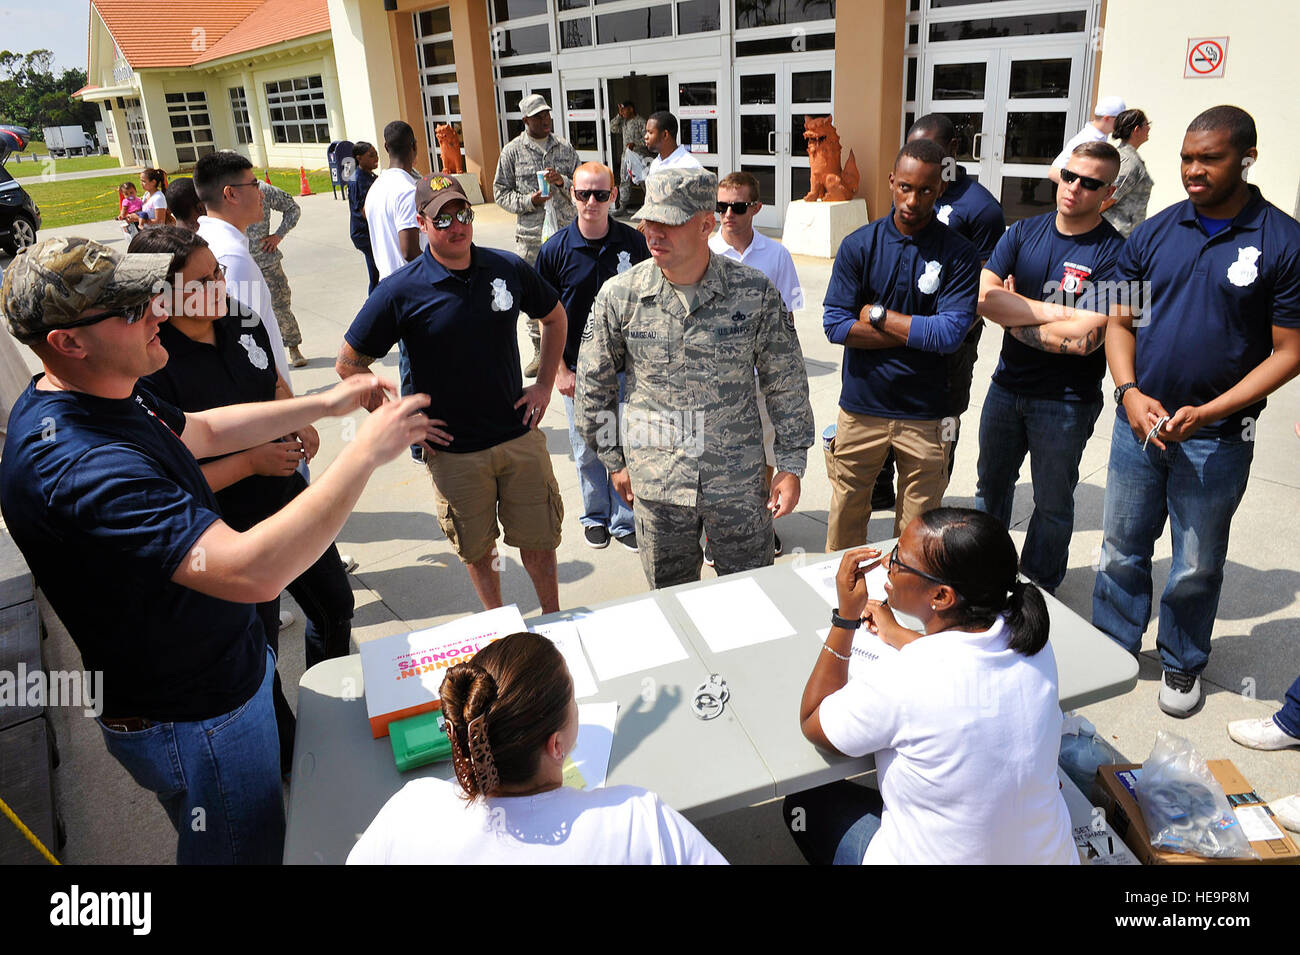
<box><xmin>102</xmin><ymin>716</ymin><xmax>157</xmax><ymax>733</ymax></box>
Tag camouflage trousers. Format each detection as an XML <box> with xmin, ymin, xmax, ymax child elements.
<box><xmin>516</xmin><ymin>237</ymin><xmax>541</xmax><ymax>350</ymax></box>
<box><xmin>259</xmin><ymin>258</ymin><xmax>302</xmax><ymax>348</ymax></box>
<box><xmin>633</xmin><ymin>486</ymin><xmax>774</xmax><ymax>590</ymax></box>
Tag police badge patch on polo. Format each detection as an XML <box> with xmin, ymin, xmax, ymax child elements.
<box><xmin>616</xmin><ymin>250</ymin><xmax>632</xmax><ymax>273</ymax></box>
<box><xmin>239</xmin><ymin>334</ymin><xmax>269</xmax><ymax>370</ymax></box>
<box><xmin>936</xmin><ymin>205</ymin><xmax>953</xmax><ymax>226</ymax></box>
<box><xmin>1227</xmin><ymin>247</ymin><xmax>1261</xmax><ymax>287</ymax></box>
<box><xmin>918</xmin><ymin>260</ymin><xmax>942</xmax><ymax>294</ymax></box>
<box><xmin>490</xmin><ymin>278</ymin><xmax>514</xmax><ymax>311</ymax></box>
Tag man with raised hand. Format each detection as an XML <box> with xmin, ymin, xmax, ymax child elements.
<box><xmin>974</xmin><ymin>141</ymin><xmax>1126</xmax><ymax>594</ymax></box>
<box><xmin>0</xmin><ymin>237</ymin><xmax>437</xmax><ymax>864</ymax></box>
<box><xmin>1094</xmin><ymin>105</ymin><xmax>1300</xmax><ymax>717</ymax></box>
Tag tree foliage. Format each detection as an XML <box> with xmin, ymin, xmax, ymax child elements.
<box><xmin>0</xmin><ymin>49</ymin><xmax>100</xmax><ymax>133</ymax></box>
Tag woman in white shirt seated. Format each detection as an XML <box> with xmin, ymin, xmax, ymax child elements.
<box><xmin>789</xmin><ymin>507</ymin><xmax>1076</xmax><ymax>865</ymax></box>
<box><xmin>126</xmin><ymin>168</ymin><xmax>169</xmax><ymax>229</ymax></box>
<box><xmin>348</xmin><ymin>632</ymin><xmax>727</xmax><ymax>865</ymax></box>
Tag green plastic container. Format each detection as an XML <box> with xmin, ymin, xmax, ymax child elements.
<box><xmin>388</xmin><ymin>710</ymin><xmax>453</xmax><ymax>772</ymax></box>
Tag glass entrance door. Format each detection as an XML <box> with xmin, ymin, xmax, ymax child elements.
<box><xmin>671</xmin><ymin>72</ymin><xmax>723</xmax><ymax>177</ymax></box>
<box><xmin>561</xmin><ymin>79</ymin><xmax>605</xmax><ymax>164</ymax></box>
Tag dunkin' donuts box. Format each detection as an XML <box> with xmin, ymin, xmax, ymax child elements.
<box><xmin>359</xmin><ymin>605</ymin><xmax>526</xmax><ymax>738</ymax></box>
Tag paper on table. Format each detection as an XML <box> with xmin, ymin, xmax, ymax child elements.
<box><xmin>532</xmin><ymin>619</ymin><xmax>600</xmax><ymax>699</ymax></box>
<box><xmin>577</xmin><ymin>598</ymin><xmax>688</xmax><ymax>681</ymax></box>
<box><xmin>816</xmin><ymin>627</ymin><xmax>900</xmax><ymax>680</ymax></box>
<box><xmin>562</xmin><ymin>701</ymin><xmax>618</xmax><ymax>791</ymax></box>
<box><xmin>675</xmin><ymin>576</ymin><xmax>796</xmax><ymax>653</ymax></box>
<box><xmin>795</xmin><ymin>556</ymin><xmax>888</xmax><ymax>608</ymax></box>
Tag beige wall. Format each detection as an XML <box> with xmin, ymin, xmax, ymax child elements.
<box><xmin>1098</xmin><ymin>1</ymin><xmax>1300</xmax><ymax>217</ymax></box>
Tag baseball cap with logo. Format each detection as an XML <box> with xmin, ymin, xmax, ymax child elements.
<box><xmin>633</xmin><ymin>167</ymin><xmax>719</xmax><ymax>226</ymax></box>
<box><xmin>1094</xmin><ymin>96</ymin><xmax>1127</xmax><ymax>117</ymax></box>
<box><xmin>414</xmin><ymin>174</ymin><xmax>469</xmax><ymax>218</ymax></box>
<box><xmin>0</xmin><ymin>237</ymin><xmax>173</xmax><ymax>343</ymax></box>
<box><xmin>519</xmin><ymin>94</ymin><xmax>551</xmax><ymax>118</ymax></box>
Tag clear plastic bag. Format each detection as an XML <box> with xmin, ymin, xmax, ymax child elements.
<box><xmin>1135</xmin><ymin>730</ymin><xmax>1257</xmax><ymax>860</ymax></box>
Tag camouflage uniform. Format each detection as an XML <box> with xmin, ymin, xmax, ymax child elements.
<box><xmin>575</xmin><ymin>169</ymin><xmax>814</xmax><ymax>589</ymax></box>
<box><xmin>248</xmin><ymin>181</ymin><xmax>303</xmax><ymax>348</ymax></box>
<box><xmin>611</xmin><ymin>113</ymin><xmax>651</xmax><ymax>210</ymax></box>
<box><xmin>494</xmin><ymin>130</ymin><xmax>579</xmax><ymax>354</ymax></box>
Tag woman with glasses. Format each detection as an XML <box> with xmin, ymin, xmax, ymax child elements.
<box><xmin>786</xmin><ymin>507</ymin><xmax>1076</xmax><ymax>864</ymax></box>
<box><xmin>1103</xmin><ymin>109</ymin><xmax>1154</xmax><ymax>237</ymax></box>
<box><xmin>128</xmin><ymin>226</ymin><xmax>356</xmax><ymax>776</ymax></box>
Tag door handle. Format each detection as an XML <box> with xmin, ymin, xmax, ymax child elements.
<box><xmin>971</xmin><ymin>132</ymin><xmax>984</xmax><ymax>161</ymax></box>
<box><xmin>768</xmin><ymin>130</ymin><xmax>777</xmax><ymax>155</ymax></box>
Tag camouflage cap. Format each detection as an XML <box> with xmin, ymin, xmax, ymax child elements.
<box><xmin>634</xmin><ymin>167</ymin><xmax>718</xmax><ymax>226</ymax></box>
<box><xmin>0</xmin><ymin>237</ymin><xmax>172</xmax><ymax>343</ymax></box>
<box><xmin>519</xmin><ymin>93</ymin><xmax>551</xmax><ymax>118</ymax></box>
<box><xmin>414</xmin><ymin>173</ymin><xmax>468</xmax><ymax>218</ymax></box>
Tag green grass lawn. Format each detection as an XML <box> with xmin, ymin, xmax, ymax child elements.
<box><xmin>23</xmin><ymin>168</ymin><xmax>338</xmax><ymax>230</ymax></box>
<box><xmin>5</xmin><ymin>141</ymin><xmax>124</xmax><ymax>177</ymax></box>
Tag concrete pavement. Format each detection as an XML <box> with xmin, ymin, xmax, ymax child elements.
<box><xmin>3</xmin><ymin>193</ymin><xmax>1297</xmax><ymax>865</ymax></box>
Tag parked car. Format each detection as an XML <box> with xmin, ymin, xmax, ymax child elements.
<box><xmin>0</xmin><ymin>126</ymin><xmax>42</xmax><ymax>254</ymax></box>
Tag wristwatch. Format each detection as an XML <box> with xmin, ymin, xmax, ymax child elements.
<box><xmin>868</xmin><ymin>304</ymin><xmax>887</xmax><ymax>330</ymax></box>
<box><xmin>830</xmin><ymin>608</ymin><xmax>862</xmax><ymax>631</ymax></box>
<box><xmin>1114</xmin><ymin>382</ymin><xmax>1138</xmax><ymax>405</ymax></box>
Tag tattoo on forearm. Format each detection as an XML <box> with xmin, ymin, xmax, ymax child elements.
<box><xmin>1009</xmin><ymin>323</ymin><xmax>1106</xmax><ymax>356</ymax></box>
<box><xmin>336</xmin><ymin>346</ymin><xmax>377</xmax><ymax>369</ymax></box>
<box><xmin>1009</xmin><ymin>324</ymin><xmax>1045</xmax><ymax>351</ymax></box>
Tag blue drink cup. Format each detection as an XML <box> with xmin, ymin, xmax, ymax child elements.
<box><xmin>537</xmin><ymin>170</ymin><xmax>550</xmax><ymax>197</ymax></box>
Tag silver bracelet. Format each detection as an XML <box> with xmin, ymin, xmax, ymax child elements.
<box><xmin>821</xmin><ymin>642</ymin><xmax>851</xmax><ymax>662</ymax></box>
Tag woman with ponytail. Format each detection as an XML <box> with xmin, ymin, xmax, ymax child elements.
<box><xmin>127</xmin><ymin>168</ymin><xmax>171</xmax><ymax>229</ymax></box>
<box><xmin>787</xmin><ymin>507</ymin><xmax>1075</xmax><ymax>865</ymax></box>
<box><xmin>348</xmin><ymin>632</ymin><xmax>726</xmax><ymax>864</ymax></box>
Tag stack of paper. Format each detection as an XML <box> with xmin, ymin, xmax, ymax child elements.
<box><xmin>531</xmin><ymin>619</ymin><xmax>601</xmax><ymax>699</ymax></box>
<box><xmin>562</xmin><ymin>701</ymin><xmax>619</xmax><ymax>791</ymax></box>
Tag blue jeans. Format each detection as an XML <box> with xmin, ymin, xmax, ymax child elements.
<box><xmin>563</xmin><ymin>374</ymin><xmax>634</xmax><ymax>537</ymax></box>
<box><xmin>974</xmin><ymin>382</ymin><xmax>1102</xmax><ymax>590</ymax></box>
<box><xmin>98</xmin><ymin>648</ymin><xmax>285</xmax><ymax>865</ymax></box>
<box><xmin>1092</xmin><ymin>414</ymin><xmax>1254</xmax><ymax>674</ymax></box>
<box><xmin>1276</xmin><ymin>674</ymin><xmax>1300</xmax><ymax>738</ymax></box>
<box><xmin>783</xmin><ymin>781</ymin><xmax>884</xmax><ymax>865</ymax></box>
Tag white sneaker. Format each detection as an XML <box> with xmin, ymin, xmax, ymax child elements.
<box><xmin>1227</xmin><ymin>716</ymin><xmax>1300</xmax><ymax>751</ymax></box>
<box><xmin>340</xmin><ymin>553</ymin><xmax>359</xmax><ymax>573</ymax></box>
<box><xmin>1158</xmin><ymin>670</ymin><xmax>1203</xmax><ymax>718</ymax></box>
<box><xmin>278</xmin><ymin>609</ymin><xmax>294</xmax><ymax>629</ymax></box>
<box><xmin>1271</xmin><ymin>794</ymin><xmax>1300</xmax><ymax>833</ymax></box>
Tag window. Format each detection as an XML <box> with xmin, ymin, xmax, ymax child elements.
<box><xmin>415</xmin><ymin>7</ymin><xmax>464</xmax><ymax>173</ymax></box>
<box><xmin>495</xmin><ymin>23</ymin><xmax>551</xmax><ymax>56</ymax></box>
<box><xmin>166</xmin><ymin>91</ymin><xmax>215</xmax><ymax>164</ymax></box>
<box><xmin>737</xmin><ymin>33</ymin><xmax>833</xmax><ymax>56</ymax></box>
<box><xmin>734</xmin><ymin>0</ymin><xmax>835</xmax><ymax>29</ymax></box>
<box><xmin>492</xmin><ymin>0</ymin><xmax>547</xmax><ymax>18</ymax></box>
<box><xmin>678</xmin><ymin>0</ymin><xmax>720</xmax><ymax>33</ymax></box>
<box><xmin>559</xmin><ymin>17</ymin><xmax>593</xmax><ymax>48</ymax></box>
<box><xmin>928</xmin><ymin>11</ymin><xmax>1086</xmax><ymax>42</ymax></box>
<box><xmin>265</xmin><ymin>75</ymin><xmax>330</xmax><ymax>145</ymax></box>
<box><xmin>597</xmin><ymin>6</ymin><xmax>671</xmax><ymax>43</ymax></box>
<box><xmin>229</xmin><ymin>87</ymin><xmax>252</xmax><ymax>145</ymax></box>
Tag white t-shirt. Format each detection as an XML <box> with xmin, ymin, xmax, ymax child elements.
<box><xmin>141</xmin><ymin>190</ymin><xmax>167</xmax><ymax>222</ymax></box>
<box><xmin>346</xmin><ymin>778</ymin><xmax>728</xmax><ymax>865</ymax></box>
<box><xmin>364</xmin><ymin>167</ymin><xmax>424</xmax><ymax>280</ymax></box>
<box><xmin>818</xmin><ymin>616</ymin><xmax>1077</xmax><ymax>865</ymax></box>
<box><xmin>1051</xmin><ymin>123</ymin><xmax>1108</xmax><ymax>170</ymax></box>
<box><xmin>708</xmin><ymin>230</ymin><xmax>803</xmax><ymax>311</ymax></box>
<box><xmin>648</xmin><ymin>144</ymin><xmax>703</xmax><ymax>176</ymax></box>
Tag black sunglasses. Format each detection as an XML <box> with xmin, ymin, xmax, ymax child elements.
<box><xmin>888</xmin><ymin>545</ymin><xmax>957</xmax><ymax>590</ymax></box>
<box><xmin>61</xmin><ymin>300</ymin><xmax>152</xmax><ymax>331</ymax></box>
<box><xmin>1059</xmin><ymin>168</ymin><xmax>1109</xmax><ymax>191</ymax></box>
<box><xmin>430</xmin><ymin>207</ymin><xmax>474</xmax><ymax>229</ymax></box>
<box><xmin>574</xmin><ymin>189</ymin><xmax>612</xmax><ymax>203</ymax></box>
<box><xmin>716</xmin><ymin>200</ymin><xmax>757</xmax><ymax>215</ymax></box>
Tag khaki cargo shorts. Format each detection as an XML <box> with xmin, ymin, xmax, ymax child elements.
<box><xmin>425</xmin><ymin>429</ymin><xmax>563</xmax><ymax>563</ymax></box>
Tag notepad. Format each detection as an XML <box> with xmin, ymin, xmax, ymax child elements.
<box><xmin>563</xmin><ymin>701</ymin><xmax>618</xmax><ymax>791</ymax></box>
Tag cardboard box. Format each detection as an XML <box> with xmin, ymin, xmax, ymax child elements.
<box><xmin>359</xmin><ymin>605</ymin><xmax>526</xmax><ymax>738</ymax></box>
<box><xmin>1095</xmin><ymin>760</ymin><xmax>1300</xmax><ymax>865</ymax></box>
<box><xmin>1058</xmin><ymin>768</ymin><xmax>1141</xmax><ymax>865</ymax></box>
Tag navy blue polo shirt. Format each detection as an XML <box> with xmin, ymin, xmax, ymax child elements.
<box><xmin>0</xmin><ymin>380</ymin><xmax>266</xmax><ymax>721</ymax></box>
<box><xmin>1120</xmin><ymin>185</ymin><xmax>1300</xmax><ymax>439</ymax></box>
<box><xmin>536</xmin><ymin>216</ymin><xmax>650</xmax><ymax>370</ymax></box>
<box><xmin>935</xmin><ymin>167</ymin><xmax>1006</xmax><ymax>263</ymax></box>
<box><xmin>823</xmin><ymin>213</ymin><xmax>980</xmax><ymax>420</ymax></box>
<box><xmin>346</xmin><ymin>244</ymin><xmax>560</xmax><ymax>453</ymax></box>
<box><xmin>349</xmin><ymin>168</ymin><xmax>376</xmax><ymax>250</ymax></box>
<box><xmin>143</xmin><ymin>310</ymin><xmax>297</xmax><ymax>530</ymax></box>
<box><xmin>986</xmin><ymin>212</ymin><xmax>1125</xmax><ymax>402</ymax></box>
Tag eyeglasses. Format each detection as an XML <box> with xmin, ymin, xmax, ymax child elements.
<box><xmin>1059</xmin><ymin>168</ymin><xmax>1109</xmax><ymax>191</ymax></box>
<box><xmin>204</xmin><ymin>263</ymin><xmax>228</xmax><ymax>284</ymax></box>
<box><xmin>887</xmin><ymin>545</ymin><xmax>956</xmax><ymax>589</ymax></box>
<box><xmin>226</xmin><ymin>180</ymin><xmax>262</xmax><ymax>192</ymax></box>
<box><xmin>61</xmin><ymin>300</ymin><xmax>152</xmax><ymax>331</ymax></box>
<box><xmin>574</xmin><ymin>189</ymin><xmax>612</xmax><ymax>203</ymax></box>
<box><xmin>716</xmin><ymin>201</ymin><xmax>757</xmax><ymax>215</ymax></box>
<box><xmin>429</xmin><ymin>207</ymin><xmax>474</xmax><ymax>229</ymax></box>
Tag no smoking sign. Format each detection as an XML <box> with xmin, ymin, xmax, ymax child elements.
<box><xmin>1185</xmin><ymin>37</ymin><xmax>1228</xmax><ymax>78</ymax></box>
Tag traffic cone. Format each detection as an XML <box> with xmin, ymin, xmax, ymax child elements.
<box><xmin>298</xmin><ymin>166</ymin><xmax>312</xmax><ymax>197</ymax></box>
<box><xmin>263</xmin><ymin>168</ymin><xmax>271</xmax><ymax>184</ymax></box>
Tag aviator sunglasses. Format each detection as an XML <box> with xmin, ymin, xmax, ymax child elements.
<box><xmin>60</xmin><ymin>300</ymin><xmax>152</xmax><ymax>330</ymax></box>
<box><xmin>430</xmin><ymin>207</ymin><xmax>475</xmax><ymax>229</ymax></box>
<box><xmin>1059</xmin><ymin>168</ymin><xmax>1109</xmax><ymax>191</ymax></box>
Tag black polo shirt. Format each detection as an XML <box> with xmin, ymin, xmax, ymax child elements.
<box><xmin>536</xmin><ymin>216</ymin><xmax>650</xmax><ymax>370</ymax></box>
<box><xmin>143</xmin><ymin>311</ymin><xmax>295</xmax><ymax>529</ymax></box>
<box><xmin>345</xmin><ymin>244</ymin><xmax>560</xmax><ymax>453</ymax></box>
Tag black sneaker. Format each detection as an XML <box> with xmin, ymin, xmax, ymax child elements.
<box><xmin>871</xmin><ymin>482</ymin><xmax>896</xmax><ymax>510</ymax></box>
<box><xmin>774</xmin><ymin>532</ymin><xmax>783</xmax><ymax>557</ymax></box>
<box><xmin>583</xmin><ymin>525</ymin><xmax>610</xmax><ymax>549</ymax></box>
<box><xmin>615</xmin><ymin>532</ymin><xmax>638</xmax><ymax>552</ymax></box>
<box><xmin>703</xmin><ymin>537</ymin><xmax>714</xmax><ymax>567</ymax></box>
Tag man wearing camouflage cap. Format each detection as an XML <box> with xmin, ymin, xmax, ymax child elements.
<box><xmin>493</xmin><ymin>93</ymin><xmax>579</xmax><ymax>378</ymax></box>
<box><xmin>0</xmin><ymin>237</ymin><xmax>438</xmax><ymax>863</ymax></box>
<box><xmin>575</xmin><ymin>168</ymin><xmax>814</xmax><ymax>588</ymax></box>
